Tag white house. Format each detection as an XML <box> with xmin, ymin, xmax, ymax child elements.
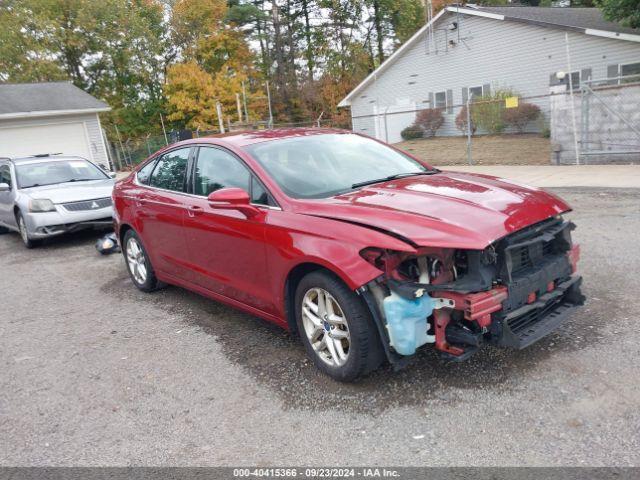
<box><xmin>0</xmin><ymin>82</ymin><xmax>111</xmax><ymax>168</ymax></box>
<box><xmin>339</xmin><ymin>6</ymin><xmax>640</xmax><ymax>143</ymax></box>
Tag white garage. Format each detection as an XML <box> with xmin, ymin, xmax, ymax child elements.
<box><xmin>0</xmin><ymin>82</ymin><xmax>111</xmax><ymax>168</ymax></box>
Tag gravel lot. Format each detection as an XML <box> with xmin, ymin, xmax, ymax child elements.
<box><xmin>1</xmin><ymin>187</ymin><xmax>639</xmax><ymax>466</ymax></box>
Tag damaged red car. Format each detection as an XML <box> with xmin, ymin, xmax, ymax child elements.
<box><xmin>113</xmin><ymin>129</ymin><xmax>584</xmax><ymax>381</ymax></box>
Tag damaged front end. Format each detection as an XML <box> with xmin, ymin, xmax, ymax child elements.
<box><xmin>357</xmin><ymin>216</ymin><xmax>585</xmax><ymax>367</ymax></box>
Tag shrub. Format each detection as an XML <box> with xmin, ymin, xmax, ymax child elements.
<box><xmin>455</xmin><ymin>105</ymin><xmax>476</xmax><ymax>135</ymax></box>
<box><xmin>502</xmin><ymin>102</ymin><xmax>541</xmax><ymax>133</ymax></box>
<box><xmin>414</xmin><ymin>108</ymin><xmax>444</xmax><ymax>137</ymax></box>
<box><xmin>471</xmin><ymin>88</ymin><xmax>516</xmax><ymax>135</ymax></box>
<box><xmin>400</xmin><ymin>124</ymin><xmax>424</xmax><ymax>140</ymax></box>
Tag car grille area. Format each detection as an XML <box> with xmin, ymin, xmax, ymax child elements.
<box><xmin>496</xmin><ymin>276</ymin><xmax>584</xmax><ymax>349</ymax></box>
<box><xmin>62</xmin><ymin>197</ymin><xmax>112</xmax><ymax>212</ymax></box>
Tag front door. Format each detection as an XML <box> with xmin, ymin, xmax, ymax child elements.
<box><xmin>0</xmin><ymin>163</ymin><xmax>15</xmax><ymax>228</ymax></box>
<box><xmin>136</xmin><ymin>147</ymin><xmax>192</xmax><ymax>280</ymax></box>
<box><xmin>181</xmin><ymin>146</ymin><xmax>275</xmax><ymax>314</ymax></box>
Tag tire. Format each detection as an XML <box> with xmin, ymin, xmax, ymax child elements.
<box><xmin>16</xmin><ymin>211</ymin><xmax>39</xmax><ymax>249</ymax></box>
<box><xmin>0</xmin><ymin>226</ymin><xmax>9</xmax><ymax>234</ymax></box>
<box><xmin>295</xmin><ymin>270</ymin><xmax>385</xmax><ymax>382</ymax></box>
<box><xmin>122</xmin><ymin>229</ymin><xmax>161</xmax><ymax>292</ymax></box>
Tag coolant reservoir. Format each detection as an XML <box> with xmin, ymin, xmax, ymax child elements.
<box><xmin>383</xmin><ymin>291</ymin><xmax>436</xmax><ymax>356</ymax></box>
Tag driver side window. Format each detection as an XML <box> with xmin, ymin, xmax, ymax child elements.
<box><xmin>194</xmin><ymin>147</ymin><xmax>250</xmax><ymax>196</ymax></box>
<box><xmin>0</xmin><ymin>165</ymin><xmax>11</xmax><ymax>188</ymax></box>
<box><xmin>194</xmin><ymin>147</ymin><xmax>276</xmax><ymax>207</ymax></box>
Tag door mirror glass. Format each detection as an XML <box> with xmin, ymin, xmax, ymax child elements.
<box><xmin>0</xmin><ymin>182</ymin><xmax>10</xmax><ymax>192</ymax></box>
<box><xmin>208</xmin><ymin>188</ymin><xmax>261</xmax><ymax>217</ymax></box>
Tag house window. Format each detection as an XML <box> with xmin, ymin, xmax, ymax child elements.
<box><xmin>621</xmin><ymin>62</ymin><xmax>640</xmax><ymax>83</ymax></box>
<box><xmin>569</xmin><ymin>71</ymin><xmax>580</xmax><ymax>90</ymax></box>
<box><xmin>434</xmin><ymin>91</ymin><xmax>447</xmax><ymax>109</ymax></box>
<box><xmin>469</xmin><ymin>86</ymin><xmax>483</xmax><ymax>99</ymax></box>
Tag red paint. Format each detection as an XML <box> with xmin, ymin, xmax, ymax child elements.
<box><xmin>433</xmin><ymin>309</ymin><xmax>464</xmax><ymax>356</ymax></box>
<box><xmin>567</xmin><ymin>244</ymin><xmax>581</xmax><ymax>273</ymax></box>
<box><xmin>438</xmin><ymin>287</ymin><xmax>508</xmax><ymax>329</ymax></box>
<box><xmin>113</xmin><ymin>129</ymin><xmax>574</xmax><ymax>329</ymax></box>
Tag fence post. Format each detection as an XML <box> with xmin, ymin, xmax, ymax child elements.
<box><xmin>159</xmin><ymin>114</ymin><xmax>169</xmax><ymax>146</ymax></box>
<box><xmin>216</xmin><ymin>102</ymin><xmax>225</xmax><ymax>134</ymax></box>
<box><xmin>466</xmin><ymin>93</ymin><xmax>474</xmax><ymax>165</ymax></box>
<box><xmin>564</xmin><ymin>32</ymin><xmax>580</xmax><ymax>165</ymax></box>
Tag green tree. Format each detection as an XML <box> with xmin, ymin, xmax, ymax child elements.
<box><xmin>596</xmin><ymin>0</ymin><xmax>640</xmax><ymax>28</ymax></box>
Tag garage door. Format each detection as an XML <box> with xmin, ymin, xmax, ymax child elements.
<box><xmin>0</xmin><ymin>122</ymin><xmax>92</xmax><ymax>160</ymax></box>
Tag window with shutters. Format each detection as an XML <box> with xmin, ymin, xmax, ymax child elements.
<box><xmin>434</xmin><ymin>91</ymin><xmax>447</xmax><ymax>109</ymax></box>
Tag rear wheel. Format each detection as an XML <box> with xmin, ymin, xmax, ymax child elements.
<box><xmin>0</xmin><ymin>226</ymin><xmax>8</xmax><ymax>234</ymax></box>
<box><xmin>16</xmin><ymin>212</ymin><xmax>39</xmax><ymax>249</ymax></box>
<box><xmin>123</xmin><ymin>229</ymin><xmax>160</xmax><ymax>292</ymax></box>
<box><xmin>295</xmin><ymin>271</ymin><xmax>384</xmax><ymax>382</ymax></box>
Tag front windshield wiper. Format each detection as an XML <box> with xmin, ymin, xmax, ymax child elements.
<box><xmin>68</xmin><ymin>178</ymin><xmax>100</xmax><ymax>182</ymax></box>
<box><xmin>351</xmin><ymin>170</ymin><xmax>439</xmax><ymax>189</ymax></box>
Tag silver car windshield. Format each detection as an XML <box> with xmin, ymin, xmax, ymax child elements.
<box><xmin>246</xmin><ymin>133</ymin><xmax>432</xmax><ymax>199</ymax></box>
<box><xmin>16</xmin><ymin>159</ymin><xmax>109</xmax><ymax>189</ymax></box>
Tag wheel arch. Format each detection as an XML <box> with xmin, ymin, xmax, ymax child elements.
<box><xmin>283</xmin><ymin>261</ymin><xmax>364</xmax><ymax>336</ymax></box>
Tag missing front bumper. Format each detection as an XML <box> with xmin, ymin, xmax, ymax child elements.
<box><xmin>493</xmin><ymin>275</ymin><xmax>585</xmax><ymax>349</ymax></box>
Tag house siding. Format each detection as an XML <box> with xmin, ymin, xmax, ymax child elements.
<box><xmin>349</xmin><ymin>13</ymin><xmax>640</xmax><ymax>142</ymax></box>
<box><xmin>0</xmin><ymin>112</ymin><xmax>110</xmax><ymax>167</ymax></box>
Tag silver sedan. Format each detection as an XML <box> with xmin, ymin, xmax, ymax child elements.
<box><xmin>0</xmin><ymin>155</ymin><xmax>115</xmax><ymax>248</ymax></box>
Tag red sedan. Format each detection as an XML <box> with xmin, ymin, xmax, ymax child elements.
<box><xmin>113</xmin><ymin>128</ymin><xmax>584</xmax><ymax>381</ymax></box>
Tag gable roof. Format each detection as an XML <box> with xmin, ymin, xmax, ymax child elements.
<box><xmin>338</xmin><ymin>6</ymin><xmax>640</xmax><ymax>107</ymax></box>
<box><xmin>479</xmin><ymin>6</ymin><xmax>640</xmax><ymax>36</ymax></box>
<box><xmin>0</xmin><ymin>82</ymin><xmax>110</xmax><ymax>120</ymax></box>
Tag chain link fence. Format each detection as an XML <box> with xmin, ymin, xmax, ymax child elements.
<box><xmin>351</xmin><ymin>93</ymin><xmax>553</xmax><ymax>166</ymax></box>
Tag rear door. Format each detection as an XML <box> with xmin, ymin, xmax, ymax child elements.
<box><xmin>181</xmin><ymin>146</ymin><xmax>276</xmax><ymax>314</ymax></box>
<box><xmin>136</xmin><ymin>147</ymin><xmax>192</xmax><ymax>280</ymax></box>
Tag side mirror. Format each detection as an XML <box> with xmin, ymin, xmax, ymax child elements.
<box><xmin>0</xmin><ymin>183</ymin><xmax>10</xmax><ymax>192</ymax></box>
<box><xmin>207</xmin><ymin>188</ymin><xmax>262</xmax><ymax>218</ymax></box>
<box><xmin>109</xmin><ymin>172</ymin><xmax>117</xmax><ymax>179</ymax></box>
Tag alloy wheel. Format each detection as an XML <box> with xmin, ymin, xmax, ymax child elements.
<box><xmin>301</xmin><ymin>287</ymin><xmax>350</xmax><ymax>367</ymax></box>
<box><xmin>126</xmin><ymin>237</ymin><xmax>148</xmax><ymax>285</ymax></box>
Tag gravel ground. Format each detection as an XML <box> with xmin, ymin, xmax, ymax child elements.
<box><xmin>0</xmin><ymin>187</ymin><xmax>639</xmax><ymax>466</ymax></box>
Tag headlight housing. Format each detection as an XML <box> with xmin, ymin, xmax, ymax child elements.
<box><xmin>29</xmin><ymin>198</ymin><xmax>56</xmax><ymax>212</ymax></box>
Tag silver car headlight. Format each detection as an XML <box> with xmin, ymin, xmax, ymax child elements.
<box><xmin>29</xmin><ymin>198</ymin><xmax>56</xmax><ymax>213</ymax></box>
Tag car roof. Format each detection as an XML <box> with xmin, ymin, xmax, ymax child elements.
<box><xmin>5</xmin><ymin>154</ymin><xmax>90</xmax><ymax>165</ymax></box>
<box><xmin>198</xmin><ymin>127</ymin><xmax>350</xmax><ymax>148</ymax></box>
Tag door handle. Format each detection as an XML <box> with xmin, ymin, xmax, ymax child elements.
<box><xmin>187</xmin><ymin>205</ymin><xmax>204</xmax><ymax>217</ymax></box>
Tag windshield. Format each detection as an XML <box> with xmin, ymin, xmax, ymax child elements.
<box><xmin>246</xmin><ymin>134</ymin><xmax>432</xmax><ymax>199</ymax></box>
<box><xmin>16</xmin><ymin>159</ymin><xmax>109</xmax><ymax>189</ymax></box>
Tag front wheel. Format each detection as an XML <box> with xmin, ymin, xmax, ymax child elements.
<box><xmin>295</xmin><ymin>271</ymin><xmax>384</xmax><ymax>382</ymax></box>
<box><xmin>123</xmin><ymin>229</ymin><xmax>161</xmax><ymax>292</ymax></box>
<box><xmin>16</xmin><ymin>212</ymin><xmax>39</xmax><ymax>249</ymax></box>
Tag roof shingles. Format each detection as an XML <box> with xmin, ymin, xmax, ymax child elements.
<box><xmin>0</xmin><ymin>82</ymin><xmax>109</xmax><ymax>116</ymax></box>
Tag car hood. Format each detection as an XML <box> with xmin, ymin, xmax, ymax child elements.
<box><xmin>22</xmin><ymin>179</ymin><xmax>115</xmax><ymax>204</ymax></box>
<box><xmin>294</xmin><ymin>171</ymin><xmax>571</xmax><ymax>250</ymax></box>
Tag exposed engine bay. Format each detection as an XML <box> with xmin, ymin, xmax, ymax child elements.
<box><xmin>358</xmin><ymin>215</ymin><xmax>585</xmax><ymax>366</ymax></box>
